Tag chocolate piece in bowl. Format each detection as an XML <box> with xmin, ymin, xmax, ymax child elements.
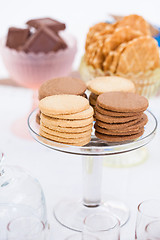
<box><xmin>22</xmin><ymin>27</ymin><xmax>66</xmax><ymax>53</ymax></box>
<box><xmin>1</xmin><ymin>17</ymin><xmax>76</xmax><ymax>90</ymax></box>
<box><xmin>26</xmin><ymin>18</ymin><xmax>66</xmax><ymax>32</ymax></box>
<box><xmin>6</xmin><ymin>27</ymin><xmax>30</xmax><ymax>50</ymax></box>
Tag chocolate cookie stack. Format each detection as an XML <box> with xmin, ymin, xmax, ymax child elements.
<box><xmin>39</xmin><ymin>95</ymin><xmax>93</xmax><ymax>146</ymax></box>
<box><xmin>95</xmin><ymin>92</ymin><xmax>148</xmax><ymax>142</ymax></box>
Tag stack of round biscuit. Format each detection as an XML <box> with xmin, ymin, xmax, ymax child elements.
<box><xmin>87</xmin><ymin>76</ymin><xmax>135</xmax><ymax>115</ymax></box>
<box><xmin>36</xmin><ymin>77</ymin><xmax>87</xmax><ymax>124</ymax></box>
<box><xmin>39</xmin><ymin>95</ymin><xmax>94</xmax><ymax>146</ymax></box>
<box><xmin>94</xmin><ymin>92</ymin><xmax>149</xmax><ymax>142</ymax></box>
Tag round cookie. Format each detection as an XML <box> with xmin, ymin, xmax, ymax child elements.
<box><xmin>89</xmin><ymin>92</ymin><xmax>98</xmax><ymax>100</ymax></box>
<box><xmin>87</xmin><ymin>76</ymin><xmax>135</xmax><ymax>95</ymax></box>
<box><xmin>39</xmin><ymin>95</ymin><xmax>90</xmax><ymax>115</ymax></box>
<box><xmin>41</xmin><ymin>114</ymin><xmax>93</xmax><ymax>128</ymax></box>
<box><xmin>46</xmin><ymin>106</ymin><xmax>93</xmax><ymax>120</ymax></box>
<box><xmin>95</xmin><ymin>104</ymin><xmax>143</xmax><ymax>117</ymax></box>
<box><xmin>94</xmin><ymin>123</ymin><xmax>144</xmax><ymax>136</ymax></box>
<box><xmin>39</xmin><ymin>77</ymin><xmax>87</xmax><ymax>100</ymax></box>
<box><xmin>41</xmin><ymin>122</ymin><xmax>93</xmax><ymax>133</ymax></box>
<box><xmin>95</xmin><ymin>111</ymin><xmax>142</xmax><ymax>123</ymax></box>
<box><xmin>89</xmin><ymin>94</ymin><xmax>97</xmax><ymax>106</ymax></box>
<box><xmin>97</xmin><ymin>92</ymin><xmax>149</xmax><ymax>113</ymax></box>
<box><xmin>41</xmin><ymin>124</ymin><xmax>92</xmax><ymax>139</ymax></box>
<box><xmin>95</xmin><ymin>130</ymin><xmax>144</xmax><ymax>142</ymax></box>
<box><xmin>96</xmin><ymin>113</ymin><xmax>147</xmax><ymax>130</ymax></box>
<box><xmin>40</xmin><ymin>129</ymin><xmax>91</xmax><ymax>146</ymax></box>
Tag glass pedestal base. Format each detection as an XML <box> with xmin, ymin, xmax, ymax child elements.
<box><xmin>54</xmin><ymin>198</ymin><xmax>129</xmax><ymax>231</ymax></box>
<box><xmin>28</xmin><ymin>109</ymin><xmax>157</xmax><ymax>231</ymax></box>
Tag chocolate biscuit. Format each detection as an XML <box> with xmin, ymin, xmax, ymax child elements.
<box><xmin>89</xmin><ymin>94</ymin><xmax>97</xmax><ymax>106</ymax></box>
<box><xmin>95</xmin><ymin>111</ymin><xmax>142</xmax><ymax>123</ymax></box>
<box><xmin>95</xmin><ymin>104</ymin><xmax>143</xmax><ymax>117</ymax></box>
<box><xmin>95</xmin><ymin>123</ymin><xmax>144</xmax><ymax>136</ymax></box>
<box><xmin>97</xmin><ymin>92</ymin><xmax>149</xmax><ymax>113</ymax></box>
<box><xmin>39</xmin><ymin>77</ymin><xmax>87</xmax><ymax>100</ymax></box>
<box><xmin>96</xmin><ymin>113</ymin><xmax>147</xmax><ymax>130</ymax></box>
<box><xmin>95</xmin><ymin>130</ymin><xmax>144</xmax><ymax>142</ymax></box>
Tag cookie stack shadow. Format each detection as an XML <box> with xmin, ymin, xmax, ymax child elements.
<box><xmin>94</xmin><ymin>92</ymin><xmax>149</xmax><ymax>142</ymax></box>
<box><xmin>39</xmin><ymin>95</ymin><xmax>93</xmax><ymax>146</ymax></box>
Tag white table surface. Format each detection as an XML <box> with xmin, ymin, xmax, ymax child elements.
<box><xmin>0</xmin><ymin>85</ymin><xmax>160</xmax><ymax>240</ymax></box>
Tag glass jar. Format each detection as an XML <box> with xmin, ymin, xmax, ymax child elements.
<box><xmin>0</xmin><ymin>152</ymin><xmax>47</xmax><ymax>239</ymax></box>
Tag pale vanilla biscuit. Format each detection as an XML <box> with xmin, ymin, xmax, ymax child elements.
<box><xmin>41</xmin><ymin>122</ymin><xmax>93</xmax><ymax>133</ymax></box>
<box><xmin>41</xmin><ymin>114</ymin><xmax>93</xmax><ymax>128</ymax></box>
<box><xmin>41</xmin><ymin>124</ymin><xmax>92</xmax><ymax>139</ymax></box>
<box><xmin>39</xmin><ymin>95</ymin><xmax>90</xmax><ymax>115</ymax></box>
<box><xmin>45</xmin><ymin>106</ymin><xmax>93</xmax><ymax>120</ymax></box>
<box><xmin>87</xmin><ymin>76</ymin><xmax>135</xmax><ymax>95</ymax></box>
<box><xmin>40</xmin><ymin>129</ymin><xmax>91</xmax><ymax>146</ymax></box>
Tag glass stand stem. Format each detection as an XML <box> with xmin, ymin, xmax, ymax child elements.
<box><xmin>82</xmin><ymin>156</ymin><xmax>102</xmax><ymax>207</ymax></box>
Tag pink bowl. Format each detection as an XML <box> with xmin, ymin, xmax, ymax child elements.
<box><xmin>0</xmin><ymin>32</ymin><xmax>77</xmax><ymax>89</ymax></box>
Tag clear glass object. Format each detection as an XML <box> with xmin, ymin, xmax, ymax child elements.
<box><xmin>7</xmin><ymin>216</ymin><xmax>46</xmax><ymax>240</ymax></box>
<box><xmin>135</xmin><ymin>199</ymin><xmax>160</xmax><ymax>240</ymax></box>
<box><xmin>0</xmin><ymin>152</ymin><xmax>47</xmax><ymax>239</ymax></box>
<box><xmin>67</xmin><ymin>213</ymin><xmax>120</xmax><ymax>240</ymax></box>
<box><xmin>28</xmin><ymin>109</ymin><xmax>157</xmax><ymax>231</ymax></box>
<box><xmin>145</xmin><ymin>220</ymin><xmax>160</xmax><ymax>240</ymax></box>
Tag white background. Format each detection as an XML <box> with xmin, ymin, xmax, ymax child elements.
<box><xmin>0</xmin><ymin>0</ymin><xmax>160</xmax><ymax>73</ymax></box>
<box><xmin>0</xmin><ymin>0</ymin><xmax>160</xmax><ymax>239</ymax></box>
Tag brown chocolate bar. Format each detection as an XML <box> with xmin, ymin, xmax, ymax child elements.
<box><xmin>6</xmin><ymin>27</ymin><xmax>30</xmax><ymax>49</ymax></box>
<box><xmin>22</xmin><ymin>27</ymin><xmax>66</xmax><ymax>53</ymax></box>
<box><xmin>26</xmin><ymin>18</ymin><xmax>66</xmax><ymax>32</ymax></box>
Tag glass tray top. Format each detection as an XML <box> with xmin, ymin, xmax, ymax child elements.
<box><xmin>28</xmin><ymin>109</ymin><xmax>157</xmax><ymax>156</ymax></box>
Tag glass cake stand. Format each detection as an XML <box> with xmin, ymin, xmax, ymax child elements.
<box><xmin>28</xmin><ymin>109</ymin><xmax>157</xmax><ymax>231</ymax></box>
